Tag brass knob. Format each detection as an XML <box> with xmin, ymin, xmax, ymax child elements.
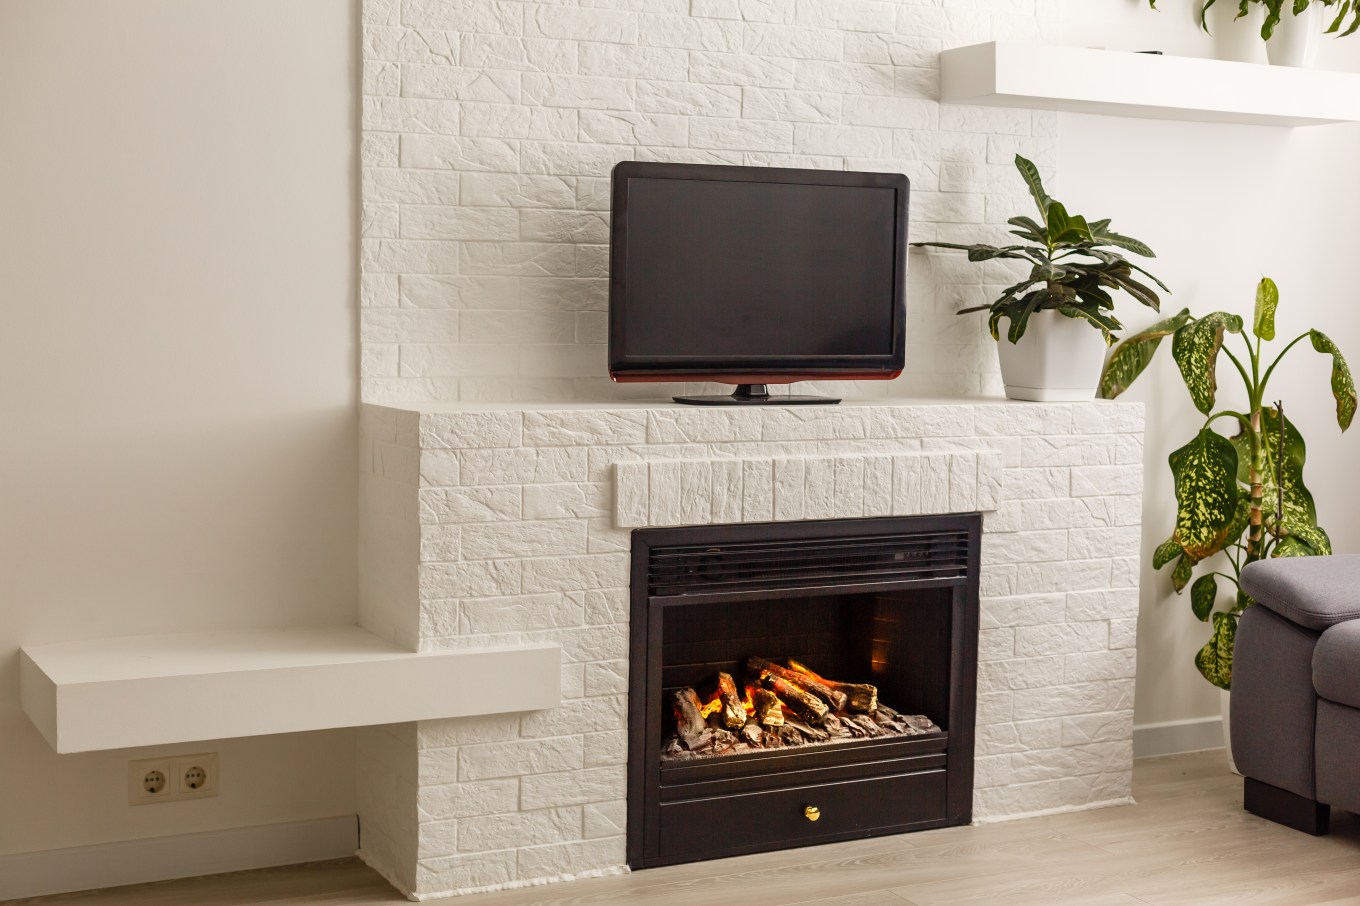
<box><xmin>804</xmin><ymin>805</ymin><xmax>821</xmax><ymax>822</ymax></box>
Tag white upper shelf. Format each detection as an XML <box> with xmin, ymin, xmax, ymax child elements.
<box><xmin>20</xmin><ymin>626</ymin><xmax>561</xmax><ymax>753</ymax></box>
<box><xmin>941</xmin><ymin>41</ymin><xmax>1360</xmax><ymax>127</ymax></box>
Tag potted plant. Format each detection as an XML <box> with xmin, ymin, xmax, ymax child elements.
<box><xmin>912</xmin><ymin>156</ymin><xmax>1168</xmax><ymax>402</ymax></box>
<box><xmin>1148</xmin><ymin>0</ymin><xmax>1359</xmax><ymax>67</ymax></box>
<box><xmin>1099</xmin><ymin>278</ymin><xmax>1356</xmax><ymax>690</ymax></box>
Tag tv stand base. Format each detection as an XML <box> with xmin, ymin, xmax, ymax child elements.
<box><xmin>672</xmin><ymin>383</ymin><xmax>841</xmax><ymax>406</ymax></box>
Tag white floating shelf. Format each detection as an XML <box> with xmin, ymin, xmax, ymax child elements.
<box><xmin>20</xmin><ymin>626</ymin><xmax>560</xmax><ymax>753</ymax></box>
<box><xmin>941</xmin><ymin>41</ymin><xmax>1360</xmax><ymax>127</ymax></box>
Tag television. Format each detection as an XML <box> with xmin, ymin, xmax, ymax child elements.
<box><xmin>608</xmin><ymin>161</ymin><xmax>909</xmax><ymax>406</ymax></box>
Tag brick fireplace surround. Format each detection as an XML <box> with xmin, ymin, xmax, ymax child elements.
<box><xmin>356</xmin><ymin>399</ymin><xmax>1144</xmax><ymax>900</ymax></box>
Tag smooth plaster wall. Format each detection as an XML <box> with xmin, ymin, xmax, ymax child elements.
<box><xmin>0</xmin><ymin>1</ymin><xmax>360</xmax><ymax>856</ymax></box>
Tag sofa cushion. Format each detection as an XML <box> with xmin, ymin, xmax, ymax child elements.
<box><xmin>1314</xmin><ymin>621</ymin><xmax>1360</xmax><ymax>709</ymax></box>
<box><xmin>1240</xmin><ymin>556</ymin><xmax>1360</xmax><ymax>631</ymax></box>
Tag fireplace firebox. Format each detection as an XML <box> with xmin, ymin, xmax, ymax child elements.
<box><xmin>627</xmin><ymin>514</ymin><xmax>981</xmax><ymax>868</ymax></box>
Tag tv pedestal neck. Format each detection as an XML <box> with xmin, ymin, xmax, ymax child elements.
<box><xmin>672</xmin><ymin>384</ymin><xmax>841</xmax><ymax>406</ymax></box>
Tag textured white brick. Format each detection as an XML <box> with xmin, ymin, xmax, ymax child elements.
<box><xmin>524</xmin><ymin>410</ymin><xmax>648</xmax><ymax>445</ymax></box>
<box><xmin>742</xmin><ymin>458</ymin><xmax>774</xmax><ymax>522</ymax></box>
<box><xmin>712</xmin><ymin>459</ymin><xmax>744</xmax><ymax>523</ymax></box>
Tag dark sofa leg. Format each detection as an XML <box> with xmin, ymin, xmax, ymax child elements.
<box><xmin>1244</xmin><ymin>777</ymin><xmax>1330</xmax><ymax>835</ymax></box>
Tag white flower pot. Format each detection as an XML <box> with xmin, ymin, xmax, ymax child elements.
<box><xmin>1267</xmin><ymin>3</ymin><xmax>1323</xmax><ymax>68</ymax></box>
<box><xmin>995</xmin><ymin>310</ymin><xmax>1109</xmax><ymax>402</ymax></box>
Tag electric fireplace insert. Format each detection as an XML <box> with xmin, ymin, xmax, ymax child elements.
<box><xmin>627</xmin><ymin>514</ymin><xmax>981</xmax><ymax>868</ymax></box>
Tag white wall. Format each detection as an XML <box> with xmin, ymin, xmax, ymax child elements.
<box><xmin>0</xmin><ymin>0</ymin><xmax>360</xmax><ymax>856</ymax></box>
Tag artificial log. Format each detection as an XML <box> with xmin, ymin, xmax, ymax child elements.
<box><xmin>747</xmin><ymin>657</ymin><xmax>847</xmax><ymax>711</ymax></box>
<box><xmin>714</xmin><ymin>672</ymin><xmax>747</xmax><ymax>730</ymax></box>
<box><xmin>672</xmin><ymin>687</ymin><xmax>708</xmax><ymax>748</ymax></box>
<box><xmin>761</xmin><ymin>674</ymin><xmax>830</xmax><ymax>726</ymax></box>
<box><xmin>740</xmin><ymin>718</ymin><xmax>763</xmax><ymax>747</ymax></box>
<box><xmin>788</xmin><ymin>659</ymin><xmax>878</xmax><ymax>713</ymax></box>
<box><xmin>753</xmin><ymin>687</ymin><xmax>785</xmax><ymax>727</ymax></box>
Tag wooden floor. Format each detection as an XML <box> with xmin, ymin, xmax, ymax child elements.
<box><xmin>12</xmin><ymin>750</ymin><xmax>1360</xmax><ymax>906</ymax></box>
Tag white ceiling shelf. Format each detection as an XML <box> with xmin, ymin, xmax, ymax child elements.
<box><xmin>20</xmin><ymin>626</ymin><xmax>560</xmax><ymax>753</ymax></box>
<box><xmin>941</xmin><ymin>41</ymin><xmax>1360</xmax><ymax>127</ymax></box>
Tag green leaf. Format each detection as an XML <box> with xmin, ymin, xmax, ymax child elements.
<box><xmin>1195</xmin><ymin>612</ymin><xmax>1238</xmax><ymax>690</ymax></box>
<box><xmin>1099</xmin><ymin>310</ymin><xmax>1193</xmax><ymax>398</ymax></box>
<box><xmin>1153</xmin><ymin>538</ymin><xmax>1183</xmax><ymax>569</ymax></box>
<box><xmin>1015</xmin><ymin>155</ymin><xmax>1052</xmax><ymax>222</ymax></box>
<box><xmin>1173</xmin><ymin>554</ymin><xmax>1194</xmax><ymax>592</ymax></box>
<box><xmin>1253</xmin><ymin>277</ymin><xmax>1279</xmax><ymax>341</ymax></box>
<box><xmin>1234</xmin><ymin>590</ymin><xmax>1254</xmax><ymax>614</ymax></box>
<box><xmin>1169</xmin><ymin>427</ymin><xmax>1242</xmax><ymax>562</ymax></box>
<box><xmin>1295</xmin><ymin>0</ymin><xmax>1310</xmax><ymax>14</ymax></box>
<box><xmin>1191</xmin><ymin>574</ymin><xmax>1218</xmax><ymax>622</ymax></box>
<box><xmin>1171</xmin><ymin>312</ymin><xmax>1243</xmax><ymax>414</ymax></box>
<box><xmin>1327</xmin><ymin>0</ymin><xmax>1350</xmax><ymax>33</ymax></box>
<box><xmin>1093</xmin><ymin>230</ymin><xmax>1157</xmax><ymax>258</ymax></box>
<box><xmin>1308</xmin><ymin>329</ymin><xmax>1357</xmax><ymax>431</ymax></box>
<box><xmin>1045</xmin><ymin>200</ymin><xmax>1073</xmax><ymax>243</ymax></box>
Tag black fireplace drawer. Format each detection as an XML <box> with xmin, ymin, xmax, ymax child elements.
<box><xmin>656</xmin><ymin>769</ymin><xmax>948</xmax><ymax>862</ymax></box>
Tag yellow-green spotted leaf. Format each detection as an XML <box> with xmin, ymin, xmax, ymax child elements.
<box><xmin>1172</xmin><ymin>312</ymin><xmax>1243</xmax><ymax>414</ymax></box>
<box><xmin>1309</xmin><ymin>330</ymin><xmax>1357</xmax><ymax>431</ymax></box>
<box><xmin>1098</xmin><ymin>308</ymin><xmax>1192</xmax><ymax>400</ymax></box>
<box><xmin>1194</xmin><ymin>611</ymin><xmax>1237</xmax><ymax>690</ymax></box>
<box><xmin>1253</xmin><ymin>277</ymin><xmax>1278</xmax><ymax>341</ymax></box>
<box><xmin>1190</xmin><ymin>574</ymin><xmax>1218</xmax><ymax>622</ymax></box>
<box><xmin>1153</xmin><ymin>538</ymin><xmax>1182</xmax><ymax>569</ymax></box>
<box><xmin>1169</xmin><ymin>428</ymin><xmax>1241</xmax><ymax>562</ymax></box>
<box><xmin>1172</xmin><ymin>554</ymin><xmax>1193</xmax><ymax>593</ymax></box>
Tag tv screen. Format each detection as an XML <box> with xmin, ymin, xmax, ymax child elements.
<box><xmin>608</xmin><ymin>161</ymin><xmax>908</xmax><ymax>400</ymax></box>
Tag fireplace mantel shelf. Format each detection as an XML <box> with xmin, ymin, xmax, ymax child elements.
<box><xmin>19</xmin><ymin>627</ymin><xmax>561</xmax><ymax>753</ymax></box>
<box><xmin>942</xmin><ymin>41</ymin><xmax>1360</xmax><ymax>127</ymax></box>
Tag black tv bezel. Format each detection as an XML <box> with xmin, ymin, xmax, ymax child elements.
<box><xmin>607</xmin><ymin>161</ymin><xmax>910</xmax><ymax>384</ymax></box>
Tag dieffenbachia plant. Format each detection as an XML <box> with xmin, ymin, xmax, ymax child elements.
<box><xmin>1148</xmin><ymin>0</ymin><xmax>1360</xmax><ymax>39</ymax></box>
<box><xmin>1100</xmin><ymin>278</ymin><xmax>1356</xmax><ymax>689</ymax></box>
<box><xmin>911</xmin><ymin>155</ymin><xmax>1167</xmax><ymax>345</ymax></box>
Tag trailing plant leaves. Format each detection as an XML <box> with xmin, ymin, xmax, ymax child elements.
<box><xmin>1195</xmin><ymin>612</ymin><xmax>1237</xmax><ymax>690</ymax></box>
<box><xmin>1253</xmin><ymin>276</ymin><xmax>1278</xmax><ymax>341</ymax></box>
<box><xmin>1153</xmin><ymin>538</ymin><xmax>1183</xmax><ymax>569</ymax></box>
<box><xmin>1168</xmin><ymin>427</ymin><xmax>1242</xmax><ymax>562</ymax></box>
<box><xmin>1172</xmin><ymin>312</ymin><xmax>1243</xmax><ymax>414</ymax></box>
<box><xmin>1173</xmin><ymin>554</ymin><xmax>1194</xmax><ymax>593</ymax></box>
<box><xmin>1015</xmin><ymin>155</ymin><xmax>1052</xmax><ymax>221</ymax></box>
<box><xmin>1191</xmin><ymin>574</ymin><xmax>1218</xmax><ymax>622</ymax></box>
<box><xmin>1308</xmin><ymin>329</ymin><xmax>1357</xmax><ymax>431</ymax></box>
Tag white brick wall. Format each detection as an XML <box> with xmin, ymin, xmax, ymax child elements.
<box><xmin>356</xmin><ymin>399</ymin><xmax>1144</xmax><ymax>899</ymax></box>
<box><xmin>360</xmin><ymin>0</ymin><xmax>1059</xmax><ymax>404</ymax></box>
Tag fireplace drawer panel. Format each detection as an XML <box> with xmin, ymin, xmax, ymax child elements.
<box><xmin>656</xmin><ymin>769</ymin><xmax>948</xmax><ymax>863</ymax></box>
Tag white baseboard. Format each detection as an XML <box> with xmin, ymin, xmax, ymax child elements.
<box><xmin>0</xmin><ymin>814</ymin><xmax>358</xmax><ymax>901</ymax></box>
<box><xmin>1133</xmin><ymin>715</ymin><xmax>1225</xmax><ymax>758</ymax></box>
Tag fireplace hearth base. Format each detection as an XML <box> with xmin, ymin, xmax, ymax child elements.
<box><xmin>627</xmin><ymin>514</ymin><xmax>981</xmax><ymax>869</ymax></box>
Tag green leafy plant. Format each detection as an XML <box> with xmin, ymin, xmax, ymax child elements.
<box><xmin>1100</xmin><ymin>278</ymin><xmax>1357</xmax><ymax>688</ymax></box>
<box><xmin>911</xmin><ymin>155</ymin><xmax>1167</xmax><ymax>345</ymax></box>
<box><xmin>1148</xmin><ymin>0</ymin><xmax>1360</xmax><ymax>40</ymax></box>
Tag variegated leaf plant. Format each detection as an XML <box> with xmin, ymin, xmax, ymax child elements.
<box><xmin>1101</xmin><ymin>277</ymin><xmax>1356</xmax><ymax>689</ymax></box>
<box><xmin>911</xmin><ymin>155</ymin><xmax>1168</xmax><ymax>344</ymax></box>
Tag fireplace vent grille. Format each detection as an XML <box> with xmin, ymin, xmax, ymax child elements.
<box><xmin>647</xmin><ymin>530</ymin><xmax>970</xmax><ymax>596</ymax></box>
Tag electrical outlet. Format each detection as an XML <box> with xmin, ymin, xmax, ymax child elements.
<box><xmin>128</xmin><ymin>758</ymin><xmax>174</xmax><ymax>805</ymax></box>
<box><xmin>172</xmin><ymin>753</ymin><xmax>218</xmax><ymax>800</ymax></box>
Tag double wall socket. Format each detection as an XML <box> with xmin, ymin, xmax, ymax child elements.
<box><xmin>128</xmin><ymin>753</ymin><xmax>219</xmax><ymax>805</ymax></box>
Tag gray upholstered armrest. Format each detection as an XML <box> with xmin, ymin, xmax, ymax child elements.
<box><xmin>1241</xmin><ymin>555</ymin><xmax>1360</xmax><ymax>632</ymax></box>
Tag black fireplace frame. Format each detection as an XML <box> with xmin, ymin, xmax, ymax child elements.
<box><xmin>627</xmin><ymin>514</ymin><xmax>981</xmax><ymax>869</ymax></box>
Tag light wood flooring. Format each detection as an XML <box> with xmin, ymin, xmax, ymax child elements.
<box><xmin>10</xmin><ymin>750</ymin><xmax>1360</xmax><ymax>906</ymax></box>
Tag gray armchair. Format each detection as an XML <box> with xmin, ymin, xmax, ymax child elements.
<box><xmin>1234</xmin><ymin>555</ymin><xmax>1360</xmax><ymax>834</ymax></box>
